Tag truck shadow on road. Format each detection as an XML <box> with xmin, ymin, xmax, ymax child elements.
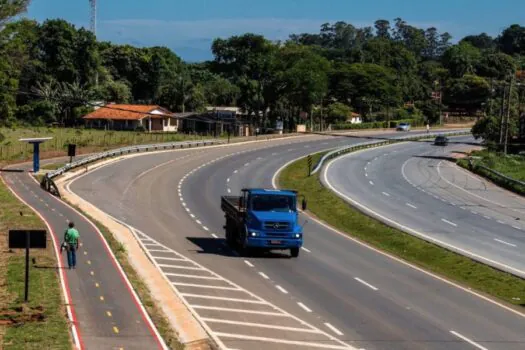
<box><xmin>186</xmin><ymin>237</ymin><xmax>292</xmax><ymax>259</ymax></box>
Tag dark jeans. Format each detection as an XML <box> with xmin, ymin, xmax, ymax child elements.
<box><xmin>67</xmin><ymin>245</ymin><xmax>77</xmax><ymax>268</ymax></box>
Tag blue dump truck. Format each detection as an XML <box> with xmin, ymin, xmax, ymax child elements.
<box><xmin>221</xmin><ymin>188</ymin><xmax>307</xmax><ymax>257</ymax></box>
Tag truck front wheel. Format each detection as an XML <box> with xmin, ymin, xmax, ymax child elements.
<box><xmin>290</xmin><ymin>248</ymin><xmax>300</xmax><ymax>258</ymax></box>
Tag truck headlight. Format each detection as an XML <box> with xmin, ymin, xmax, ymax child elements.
<box><xmin>295</xmin><ymin>233</ymin><xmax>301</xmax><ymax>238</ymax></box>
<box><xmin>250</xmin><ymin>232</ymin><xmax>257</xmax><ymax>237</ymax></box>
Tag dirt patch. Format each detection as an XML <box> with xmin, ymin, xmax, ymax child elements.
<box><xmin>0</xmin><ymin>306</ymin><xmax>46</xmax><ymax>326</ymax></box>
<box><xmin>449</xmin><ymin>145</ymin><xmax>484</xmax><ymax>159</ymax></box>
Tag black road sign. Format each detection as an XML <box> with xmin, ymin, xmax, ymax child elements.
<box><xmin>68</xmin><ymin>144</ymin><xmax>76</xmax><ymax>157</ymax></box>
<box><xmin>8</xmin><ymin>230</ymin><xmax>47</xmax><ymax>302</ymax></box>
<box><xmin>9</xmin><ymin>230</ymin><xmax>47</xmax><ymax>249</ymax></box>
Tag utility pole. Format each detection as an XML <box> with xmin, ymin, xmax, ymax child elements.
<box><xmin>500</xmin><ymin>82</ymin><xmax>507</xmax><ymax>146</ymax></box>
<box><xmin>504</xmin><ymin>75</ymin><xmax>515</xmax><ymax>155</ymax></box>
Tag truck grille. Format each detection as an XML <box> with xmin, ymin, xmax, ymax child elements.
<box><xmin>264</xmin><ymin>221</ymin><xmax>290</xmax><ymax>230</ymax></box>
<box><xmin>266</xmin><ymin>232</ymin><xmax>289</xmax><ymax>238</ymax></box>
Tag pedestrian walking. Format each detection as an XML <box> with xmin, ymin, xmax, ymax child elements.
<box><xmin>63</xmin><ymin>222</ymin><xmax>80</xmax><ymax>269</ymax></box>
<box><xmin>426</xmin><ymin>123</ymin><xmax>430</xmax><ymax>134</ymax></box>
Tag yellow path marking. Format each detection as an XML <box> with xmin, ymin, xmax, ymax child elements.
<box><xmin>90</xmin><ymin>271</ymin><xmax>94</xmax><ymax>276</ymax></box>
<box><xmin>113</xmin><ymin>326</ymin><xmax>119</xmax><ymax>334</ymax></box>
<box><xmin>95</xmin><ymin>282</ymin><xmax>100</xmax><ymax>288</ymax></box>
<box><xmin>106</xmin><ymin>311</ymin><xmax>112</xmax><ymax>317</ymax></box>
<box><xmin>87</xmin><ymin>260</ymin><xmax>91</xmax><ymax>265</ymax></box>
<box><xmin>100</xmin><ymin>296</ymin><xmax>104</xmax><ymax>301</ymax></box>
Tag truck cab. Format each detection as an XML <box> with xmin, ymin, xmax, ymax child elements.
<box><xmin>221</xmin><ymin>188</ymin><xmax>306</xmax><ymax>257</ymax></box>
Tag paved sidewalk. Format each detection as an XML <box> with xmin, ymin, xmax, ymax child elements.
<box><xmin>1</xmin><ymin>169</ymin><xmax>165</xmax><ymax>350</ymax></box>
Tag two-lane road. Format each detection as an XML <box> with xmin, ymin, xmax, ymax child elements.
<box><xmin>70</xmin><ymin>133</ymin><xmax>525</xmax><ymax>349</ymax></box>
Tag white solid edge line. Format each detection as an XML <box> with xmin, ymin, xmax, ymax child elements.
<box><xmin>354</xmin><ymin>277</ymin><xmax>378</xmax><ymax>291</ymax></box>
<box><xmin>201</xmin><ymin>317</ymin><xmax>321</xmax><ymax>333</ymax></box>
<box><xmin>180</xmin><ymin>293</ymin><xmax>267</xmax><ymax>304</ymax></box>
<box><xmin>441</xmin><ymin>218</ymin><xmax>458</xmax><ymax>227</ymax></box>
<box><xmin>450</xmin><ymin>331</ymin><xmax>489</xmax><ymax>350</ymax></box>
<box><xmin>157</xmin><ymin>264</ymin><xmax>203</xmax><ymax>271</ymax></box>
<box><xmin>297</xmin><ymin>302</ymin><xmax>312</xmax><ymax>312</ymax></box>
<box><xmin>164</xmin><ymin>272</ymin><xmax>221</xmax><ymax>280</ymax></box>
<box><xmin>271</xmin><ymin>149</ymin><xmax>525</xmax><ymax>320</ymax></box>
<box><xmin>324</xmin><ymin>323</ymin><xmax>344</xmax><ymax>336</ymax></box>
<box><xmin>191</xmin><ymin>305</ymin><xmax>286</xmax><ymax>316</ymax></box>
<box><xmin>0</xmin><ymin>175</ymin><xmax>82</xmax><ymax>350</ymax></box>
<box><xmin>214</xmin><ymin>332</ymin><xmax>349</xmax><ymax>349</ymax></box>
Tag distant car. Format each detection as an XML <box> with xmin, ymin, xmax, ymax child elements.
<box><xmin>396</xmin><ymin>122</ymin><xmax>411</xmax><ymax>131</ymax></box>
<box><xmin>434</xmin><ymin>135</ymin><xmax>449</xmax><ymax>146</ymax></box>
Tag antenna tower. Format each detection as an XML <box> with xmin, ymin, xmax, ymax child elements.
<box><xmin>89</xmin><ymin>0</ymin><xmax>97</xmax><ymax>36</ymax></box>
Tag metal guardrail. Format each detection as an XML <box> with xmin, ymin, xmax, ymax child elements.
<box><xmin>46</xmin><ymin>139</ymin><xmax>223</xmax><ymax>179</ymax></box>
<box><xmin>311</xmin><ymin>129</ymin><xmax>472</xmax><ymax>175</ymax></box>
<box><xmin>468</xmin><ymin>160</ymin><xmax>525</xmax><ymax>188</ymax></box>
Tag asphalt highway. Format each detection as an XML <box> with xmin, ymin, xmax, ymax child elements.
<box><xmin>324</xmin><ymin>137</ymin><xmax>525</xmax><ymax>278</ymax></box>
<box><xmin>69</xmin><ymin>132</ymin><xmax>525</xmax><ymax>350</ymax></box>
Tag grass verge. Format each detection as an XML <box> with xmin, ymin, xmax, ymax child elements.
<box><xmin>61</xmin><ymin>200</ymin><xmax>184</xmax><ymax>350</ymax></box>
<box><xmin>457</xmin><ymin>150</ymin><xmax>525</xmax><ymax>196</ymax></box>
<box><xmin>279</xmin><ymin>152</ymin><xmax>525</xmax><ymax>307</ymax></box>
<box><xmin>0</xmin><ymin>179</ymin><xmax>71</xmax><ymax>349</ymax></box>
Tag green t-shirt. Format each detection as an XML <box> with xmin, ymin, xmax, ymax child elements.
<box><xmin>64</xmin><ymin>228</ymin><xmax>79</xmax><ymax>245</ymax></box>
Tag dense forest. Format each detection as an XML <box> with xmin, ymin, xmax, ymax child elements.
<box><xmin>1</xmin><ymin>1</ymin><xmax>525</xmax><ymax>141</ymax></box>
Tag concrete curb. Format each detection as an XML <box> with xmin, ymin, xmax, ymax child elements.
<box><xmin>56</xmin><ymin>173</ymin><xmax>212</xmax><ymax>349</ymax></box>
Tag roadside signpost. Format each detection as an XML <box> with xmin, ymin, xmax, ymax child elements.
<box><xmin>19</xmin><ymin>137</ymin><xmax>53</xmax><ymax>173</ymax></box>
<box><xmin>8</xmin><ymin>229</ymin><xmax>47</xmax><ymax>302</ymax></box>
<box><xmin>307</xmin><ymin>155</ymin><xmax>312</xmax><ymax>176</ymax></box>
<box><xmin>68</xmin><ymin>144</ymin><xmax>76</xmax><ymax>164</ymax></box>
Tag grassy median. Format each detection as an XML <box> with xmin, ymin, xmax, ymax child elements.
<box><xmin>279</xmin><ymin>152</ymin><xmax>525</xmax><ymax>307</ymax></box>
<box><xmin>0</xmin><ymin>179</ymin><xmax>71</xmax><ymax>349</ymax></box>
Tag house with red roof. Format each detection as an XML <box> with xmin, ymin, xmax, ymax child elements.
<box><xmin>82</xmin><ymin>104</ymin><xmax>181</xmax><ymax>132</ymax></box>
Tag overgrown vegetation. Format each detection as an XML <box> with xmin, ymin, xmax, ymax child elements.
<box><xmin>458</xmin><ymin>150</ymin><xmax>525</xmax><ymax>195</ymax></box>
<box><xmin>0</xmin><ymin>179</ymin><xmax>71</xmax><ymax>349</ymax></box>
<box><xmin>279</xmin><ymin>152</ymin><xmax>525</xmax><ymax>307</ymax></box>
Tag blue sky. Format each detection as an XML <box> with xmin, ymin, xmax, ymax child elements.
<box><xmin>26</xmin><ymin>0</ymin><xmax>525</xmax><ymax>62</ymax></box>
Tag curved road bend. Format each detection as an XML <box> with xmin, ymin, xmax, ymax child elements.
<box><xmin>324</xmin><ymin>137</ymin><xmax>525</xmax><ymax>277</ymax></box>
<box><xmin>71</xmin><ymin>133</ymin><xmax>525</xmax><ymax>350</ymax></box>
<box><xmin>1</xmin><ymin>168</ymin><xmax>164</xmax><ymax>349</ymax></box>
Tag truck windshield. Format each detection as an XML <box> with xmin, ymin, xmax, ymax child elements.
<box><xmin>251</xmin><ymin>195</ymin><xmax>295</xmax><ymax>212</ymax></box>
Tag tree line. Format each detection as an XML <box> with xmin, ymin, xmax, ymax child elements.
<box><xmin>1</xmin><ymin>2</ymin><xmax>525</xmax><ymax>141</ymax></box>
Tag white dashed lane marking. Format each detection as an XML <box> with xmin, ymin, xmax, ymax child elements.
<box><xmin>441</xmin><ymin>218</ymin><xmax>457</xmax><ymax>227</ymax></box>
<box><xmin>354</xmin><ymin>277</ymin><xmax>378</xmax><ymax>291</ymax></box>
<box><xmin>324</xmin><ymin>323</ymin><xmax>344</xmax><ymax>336</ymax></box>
<box><xmin>297</xmin><ymin>302</ymin><xmax>312</xmax><ymax>313</ymax></box>
<box><xmin>494</xmin><ymin>238</ymin><xmax>517</xmax><ymax>248</ymax></box>
<box><xmin>128</xmin><ymin>227</ymin><xmax>352</xmax><ymax>349</ymax></box>
<box><xmin>276</xmin><ymin>285</ymin><xmax>288</xmax><ymax>294</ymax></box>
